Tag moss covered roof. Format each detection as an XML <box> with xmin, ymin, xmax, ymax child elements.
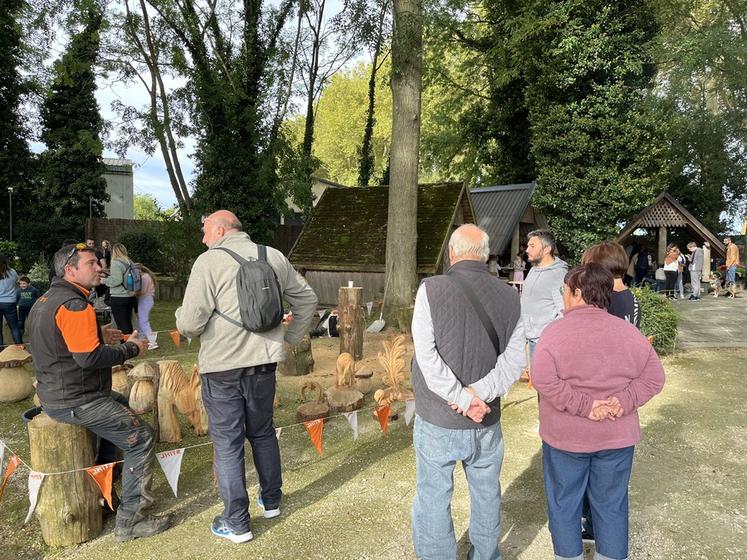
<box><xmin>289</xmin><ymin>182</ymin><xmax>473</xmax><ymax>273</ymax></box>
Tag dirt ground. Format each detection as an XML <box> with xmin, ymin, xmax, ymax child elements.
<box><xmin>1</xmin><ymin>329</ymin><xmax>746</xmax><ymax>559</ymax></box>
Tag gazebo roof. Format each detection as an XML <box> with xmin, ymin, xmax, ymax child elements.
<box><xmin>289</xmin><ymin>182</ymin><xmax>475</xmax><ymax>273</ymax></box>
<box><xmin>471</xmin><ymin>182</ymin><xmax>536</xmax><ymax>256</ymax></box>
<box><xmin>616</xmin><ymin>192</ymin><xmax>726</xmax><ymax>258</ymax></box>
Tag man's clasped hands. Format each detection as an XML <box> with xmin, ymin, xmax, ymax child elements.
<box><xmin>450</xmin><ymin>389</ymin><xmax>624</xmax><ymax>424</ymax></box>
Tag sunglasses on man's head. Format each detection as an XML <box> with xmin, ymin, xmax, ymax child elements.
<box><xmin>64</xmin><ymin>243</ymin><xmax>89</xmax><ymax>267</ymax></box>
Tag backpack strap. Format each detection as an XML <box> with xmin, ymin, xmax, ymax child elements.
<box><xmin>208</xmin><ymin>246</ymin><xmax>259</xmax><ymax>330</ymax></box>
<box><xmin>212</xmin><ymin>246</ymin><xmax>249</xmax><ymax>265</ymax></box>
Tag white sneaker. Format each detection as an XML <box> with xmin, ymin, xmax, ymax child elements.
<box><xmin>147</xmin><ymin>343</ymin><xmax>159</xmax><ymax>350</ymax></box>
<box><xmin>257</xmin><ymin>496</ymin><xmax>280</xmax><ymax>519</ymax></box>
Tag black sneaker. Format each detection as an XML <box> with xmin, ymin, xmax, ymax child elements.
<box><xmin>581</xmin><ymin>529</ymin><xmax>595</xmax><ymax>543</ymax></box>
<box><xmin>113</xmin><ymin>513</ymin><xmax>170</xmax><ymax>542</ymax></box>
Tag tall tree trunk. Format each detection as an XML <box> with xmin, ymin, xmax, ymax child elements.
<box><xmin>358</xmin><ymin>0</ymin><xmax>389</xmax><ymax>186</ymax></box>
<box><xmin>301</xmin><ymin>0</ymin><xmax>325</xmax><ymax>160</ymax></box>
<box><xmin>384</xmin><ymin>0</ymin><xmax>422</xmax><ymax>313</ymax></box>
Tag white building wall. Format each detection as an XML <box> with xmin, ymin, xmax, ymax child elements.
<box><xmin>102</xmin><ymin>158</ymin><xmax>134</xmax><ymax>219</ymax></box>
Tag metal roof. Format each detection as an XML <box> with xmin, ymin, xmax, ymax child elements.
<box><xmin>471</xmin><ymin>182</ymin><xmax>536</xmax><ymax>256</ymax></box>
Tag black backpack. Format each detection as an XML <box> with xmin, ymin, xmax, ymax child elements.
<box><xmin>212</xmin><ymin>245</ymin><xmax>284</xmax><ymax>333</ymax></box>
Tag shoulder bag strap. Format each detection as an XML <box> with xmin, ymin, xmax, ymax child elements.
<box><xmin>446</xmin><ymin>273</ymin><xmax>501</xmax><ymax>357</ymax></box>
<box><xmin>209</xmin><ymin>247</ymin><xmax>248</xmax><ymax>329</ymax></box>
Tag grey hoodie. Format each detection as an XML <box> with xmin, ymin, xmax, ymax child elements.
<box><xmin>520</xmin><ymin>257</ymin><xmax>568</xmax><ymax>341</ymax></box>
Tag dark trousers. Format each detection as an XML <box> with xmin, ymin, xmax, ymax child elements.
<box><xmin>543</xmin><ymin>442</ymin><xmax>634</xmax><ymax>560</ymax></box>
<box><xmin>44</xmin><ymin>392</ymin><xmax>155</xmax><ymax>520</ymax></box>
<box><xmin>201</xmin><ymin>364</ymin><xmax>281</xmax><ymax>533</ymax></box>
<box><xmin>18</xmin><ymin>305</ymin><xmax>32</xmax><ymax>335</ymax></box>
<box><xmin>664</xmin><ymin>270</ymin><xmax>677</xmax><ymax>296</ymax></box>
<box><xmin>0</xmin><ymin>302</ymin><xmax>22</xmax><ymax>345</ymax></box>
<box><xmin>110</xmin><ymin>296</ymin><xmax>137</xmax><ymax>334</ymax></box>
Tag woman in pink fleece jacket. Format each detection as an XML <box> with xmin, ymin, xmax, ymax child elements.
<box><xmin>532</xmin><ymin>263</ymin><xmax>665</xmax><ymax>560</ymax></box>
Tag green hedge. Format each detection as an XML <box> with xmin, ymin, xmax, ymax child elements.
<box><xmin>630</xmin><ymin>286</ymin><xmax>678</xmax><ymax>355</ymax></box>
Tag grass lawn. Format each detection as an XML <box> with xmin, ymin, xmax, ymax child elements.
<box><xmin>1</xmin><ymin>303</ymin><xmax>745</xmax><ymax>559</ymax></box>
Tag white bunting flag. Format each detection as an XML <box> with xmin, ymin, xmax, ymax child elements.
<box><xmin>366</xmin><ymin>302</ymin><xmax>373</xmax><ymax>315</ymax></box>
<box><xmin>318</xmin><ymin>310</ymin><xmax>325</xmax><ymax>318</ymax></box>
<box><xmin>405</xmin><ymin>400</ymin><xmax>416</xmax><ymax>426</ymax></box>
<box><xmin>275</xmin><ymin>427</ymin><xmax>282</xmax><ymax>440</ymax></box>
<box><xmin>156</xmin><ymin>448</ymin><xmax>185</xmax><ymax>498</ymax></box>
<box><xmin>187</xmin><ymin>337</ymin><xmax>193</xmax><ymax>345</ymax></box>
<box><xmin>344</xmin><ymin>411</ymin><xmax>359</xmax><ymax>440</ymax></box>
<box><xmin>25</xmin><ymin>471</ymin><xmax>45</xmax><ymax>524</ymax></box>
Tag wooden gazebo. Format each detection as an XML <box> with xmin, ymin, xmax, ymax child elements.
<box><xmin>616</xmin><ymin>192</ymin><xmax>726</xmax><ymax>266</ymax></box>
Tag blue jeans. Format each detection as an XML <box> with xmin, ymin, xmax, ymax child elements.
<box><xmin>0</xmin><ymin>302</ymin><xmax>22</xmax><ymax>345</ymax></box>
<box><xmin>725</xmin><ymin>265</ymin><xmax>737</xmax><ymax>285</ymax></box>
<box><xmin>542</xmin><ymin>442</ymin><xmax>634</xmax><ymax>560</ymax></box>
<box><xmin>44</xmin><ymin>393</ymin><xmax>155</xmax><ymax>521</ymax></box>
<box><xmin>200</xmin><ymin>364</ymin><xmax>281</xmax><ymax>533</ymax></box>
<box><xmin>411</xmin><ymin>416</ymin><xmax>505</xmax><ymax>560</ymax></box>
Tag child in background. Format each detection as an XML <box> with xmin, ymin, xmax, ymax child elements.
<box><xmin>17</xmin><ymin>276</ymin><xmax>40</xmax><ymax>335</ymax></box>
<box><xmin>136</xmin><ymin>265</ymin><xmax>159</xmax><ymax>350</ymax></box>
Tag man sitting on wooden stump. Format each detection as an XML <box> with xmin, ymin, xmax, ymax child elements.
<box><xmin>28</xmin><ymin>243</ymin><xmax>169</xmax><ymax>542</ymax></box>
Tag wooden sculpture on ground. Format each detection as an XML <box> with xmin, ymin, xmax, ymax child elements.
<box><xmin>111</xmin><ymin>362</ymin><xmax>133</xmax><ymax>398</ymax></box>
<box><xmin>325</xmin><ymin>353</ymin><xmax>364</xmax><ymax>412</ymax></box>
<box><xmin>296</xmin><ymin>381</ymin><xmax>330</xmax><ymax>423</ymax></box>
<box><xmin>128</xmin><ymin>362</ymin><xmax>157</xmax><ymax>414</ymax></box>
<box><xmin>0</xmin><ymin>345</ymin><xmax>34</xmax><ymax>402</ymax></box>
<box><xmin>278</xmin><ymin>334</ymin><xmax>315</xmax><ymax>376</ymax></box>
<box><xmin>374</xmin><ymin>335</ymin><xmax>413</xmax><ymax>407</ymax></box>
<box><xmin>190</xmin><ymin>364</ymin><xmax>210</xmax><ymax>435</ymax></box>
<box><xmin>157</xmin><ymin>360</ymin><xmax>207</xmax><ymax>442</ymax></box>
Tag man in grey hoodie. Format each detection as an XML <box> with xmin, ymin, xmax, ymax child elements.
<box><xmin>521</xmin><ymin>229</ymin><xmax>568</xmax><ymax>358</ymax></box>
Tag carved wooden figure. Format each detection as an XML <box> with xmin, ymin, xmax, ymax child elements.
<box><xmin>325</xmin><ymin>353</ymin><xmax>364</xmax><ymax>412</ymax></box>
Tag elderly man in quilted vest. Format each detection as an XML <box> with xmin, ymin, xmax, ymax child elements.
<box><xmin>410</xmin><ymin>224</ymin><xmax>527</xmax><ymax>560</ymax></box>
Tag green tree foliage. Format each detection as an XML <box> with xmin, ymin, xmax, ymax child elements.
<box><xmin>33</xmin><ymin>1</ymin><xmax>107</xmax><ymax>256</ymax></box>
<box><xmin>285</xmin><ymin>62</ymin><xmax>393</xmax><ymax>186</ymax></box>
<box><xmin>652</xmin><ymin>0</ymin><xmax>747</xmax><ymax>232</ymax></box>
<box><xmin>490</xmin><ymin>2</ymin><xmax>666</xmax><ymax>257</ymax></box>
<box><xmin>147</xmin><ymin>0</ymin><xmax>296</xmax><ymax>243</ymax></box>
<box><xmin>134</xmin><ymin>192</ymin><xmax>164</xmax><ymax>221</ymax></box>
<box><xmin>0</xmin><ymin>0</ymin><xmax>32</xmax><ymax>235</ymax></box>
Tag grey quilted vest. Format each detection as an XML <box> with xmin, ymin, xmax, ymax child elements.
<box><xmin>411</xmin><ymin>260</ymin><xmax>521</xmax><ymax>429</ymax></box>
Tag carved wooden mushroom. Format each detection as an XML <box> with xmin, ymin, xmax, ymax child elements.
<box><xmin>112</xmin><ymin>362</ymin><xmax>134</xmax><ymax>399</ymax></box>
<box><xmin>325</xmin><ymin>353</ymin><xmax>364</xmax><ymax>412</ymax></box>
<box><xmin>0</xmin><ymin>345</ymin><xmax>34</xmax><ymax>402</ymax></box>
<box><xmin>128</xmin><ymin>361</ymin><xmax>157</xmax><ymax>414</ymax></box>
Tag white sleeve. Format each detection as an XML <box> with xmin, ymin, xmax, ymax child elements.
<box><xmin>470</xmin><ymin>319</ymin><xmax>527</xmax><ymax>401</ymax></box>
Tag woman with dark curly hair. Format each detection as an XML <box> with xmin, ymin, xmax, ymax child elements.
<box><xmin>532</xmin><ymin>263</ymin><xmax>665</xmax><ymax>560</ymax></box>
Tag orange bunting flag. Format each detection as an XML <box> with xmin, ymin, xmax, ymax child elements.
<box><xmin>304</xmin><ymin>419</ymin><xmax>324</xmax><ymax>457</ymax></box>
<box><xmin>376</xmin><ymin>405</ymin><xmax>391</xmax><ymax>434</ymax></box>
<box><xmin>169</xmin><ymin>330</ymin><xmax>181</xmax><ymax>348</ymax></box>
<box><xmin>0</xmin><ymin>455</ymin><xmax>21</xmax><ymax>502</ymax></box>
<box><xmin>85</xmin><ymin>462</ymin><xmax>116</xmax><ymax>510</ymax></box>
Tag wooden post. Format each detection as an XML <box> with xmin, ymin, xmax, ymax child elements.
<box><xmin>278</xmin><ymin>334</ymin><xmax>314</xmax><ymax>376</ymax></box>
<box><xmin>702</xmin><ymin>242</ymin><xmax>712</xmax><ymax>282</ymax></box>
<box><xmin>27</xmin><ymin>413</ymin><xmax>102</xmax><ymax>546</ymax></box>
<box><xmin>339</xmin><ymin>286</ymin><xmax>364</xmax><ymax>360</ymax></box>
<box><xmin>658</xmin><ymin>226</ymin><xmax>667</xmax><ymax>265</ymax></box>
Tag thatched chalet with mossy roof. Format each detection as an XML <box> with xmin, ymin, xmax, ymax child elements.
<box><xmin>289</xmin><ymin>182</ymin><xmax>476</xmax><ymax>306</ymax></box>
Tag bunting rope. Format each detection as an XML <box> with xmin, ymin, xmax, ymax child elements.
<box><xmin>0</xmin><ymin>400</ymin><xmax>409</xmax><ymax>477</ymax></box>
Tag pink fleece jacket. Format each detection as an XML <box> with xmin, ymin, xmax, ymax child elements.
<box><xmin>531</xmin><ymin>305</ymin><xmax>665</xmax><ymax>453</ymax></box>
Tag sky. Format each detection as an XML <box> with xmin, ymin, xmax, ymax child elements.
<box><xmin>97</xmin><ymin>80</ymin><xmax>194</xmax><ymax>210</ymax></box>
